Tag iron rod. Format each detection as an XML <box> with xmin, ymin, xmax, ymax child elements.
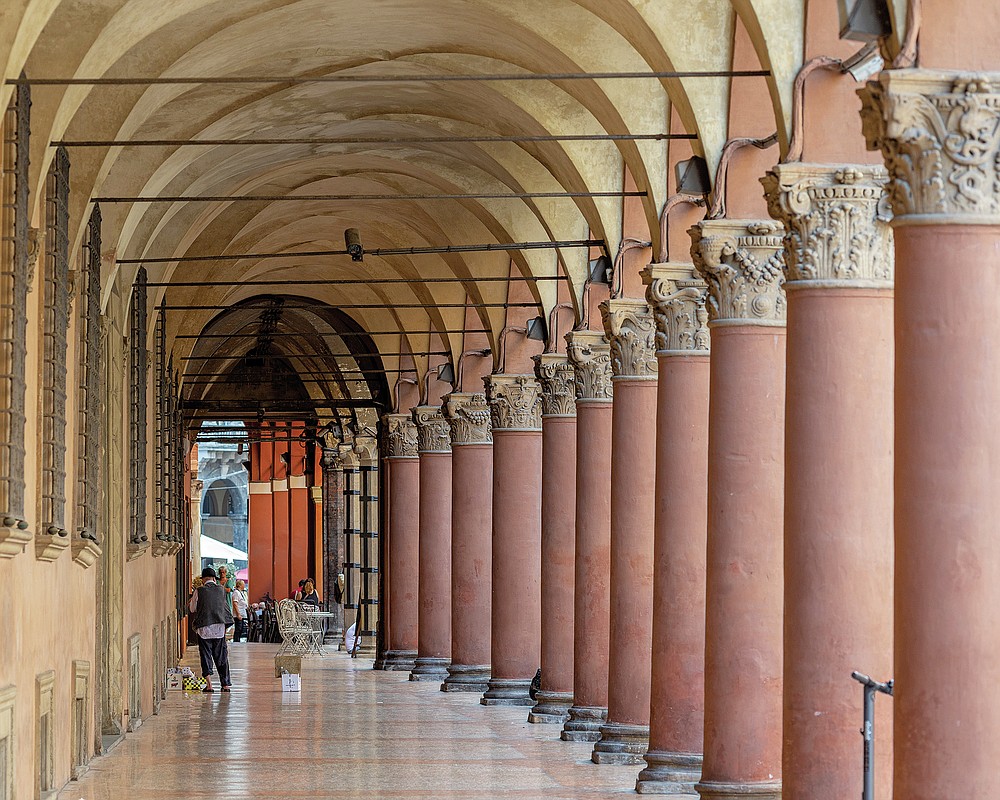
<box><xmin>173</xmin><ymin>329</ymin><xmax>488</xmax><ymax>339</ymax></box>
<box><xmin>161</xmin><ymin>302</ymin><xmax>538</xmax><ymax>310</ymax></box>
<box><xmin>54</xmin><ymin>133</ymin><xmax>690</xmax><ymax>148</ymax></box>
<box><xmin>121</xmin><ymin>238</ymin><xmax>602</xmax><ymax>264</ymax></box>
<box><xmin>148</xmin><ymin>276</ymin><xmax>565</xmax><ymax>287</ymax></box>
<box><xmin>11</xmin><ymin>70</ymin><xmax>769</xmax><ymax>87</ymax></box>
<box><xmin>181</xmin><ymin>352</ymin><xmax>445</xmax><ymax>360</ymax></box>
<box><xmin>94</xmin><ymin>190</ymin><xmax>647</xmax><ymax>203</ymax></box>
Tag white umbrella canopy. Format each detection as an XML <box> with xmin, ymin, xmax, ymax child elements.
<box><xmin>200</xmin><ymin>534</ymin><xmax>248</xmax><ymax>563</ymax></box>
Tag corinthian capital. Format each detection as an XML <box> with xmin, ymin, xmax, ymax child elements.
<box><xmin>384</xmin><ymin>414</ymin><xmax>419</xmax><ymax>458</ymax></box>
<box><xmin>532</xmin><ymin>354</ymin><xmax>576</xmax><ymax>417</ymax></box>
<box><xmin>443</xmin><ymin>392</ymin><xmax>493</xmax><ymax>445</ymax></box>
<box><xmin>411</xmin><ymin>406</ymin><xmax>451</xmax><ymax>453</ymax></box>
<box><xmin>321</xmin><ymin>447</ymin><xmax>345</xmax><ymax>470</ymax></box>
<box><xmin>859</xmin><ymin>69</ymin><xmax>1000</xmax><ymax>223</ymax></box>
<box><xmin>483</xmin><ymin>374</ymin><xmax>542</xmax><ymax>431</ymax></box>
<box><xmin>565</xmin><ymin>330</ymin><xmax>612</xmax><ymax>401</ymax></box>
<box><xmin>762</xmin><ymin>163</ymin><xmax>894</xmax><ymax>286</ymax></box>
<box><xmin>600</xmin><ymin>298</ymin><xmax>658</xmax><ymax>379</ymax></box>
<box><xmin>642</xmin><ymin>263</ymin><xmax>710</xmax><ymax>353</ymax></box>
<box><xmin>690</xmin><ymin>219</ymin><xmax>786</xmax><ymax>325</ymax></box>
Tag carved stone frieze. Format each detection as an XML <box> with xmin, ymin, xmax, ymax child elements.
<box><xmin>532</xmin><ymin>355</ymin><xmax>576</xmax><ymax>417</ymax></box>
<box><xmin>383</xmin><ymin>414</ymin><xmax>419</xmax><ymax>458</ymax></box>
<box><xmin>600</xmin><ymin>298</ymin><xmax>658</xmax><ymax>379</ymax></box>
<box><xmin>411</xmin><ymin>406</ymin><xmax>451</xmax><ymax>453</ymax></box>
<box><xmin>483</xmin><ymin>374</ymin><xmax>543</xmax><ymax>431</ymax></box>
<box><xmin>859</xmin><ymin>69</ymin><xmax>1000</xmax><ymax>223</ymax></box>
<box><xmin>762</xmin><ymin>163</ymin><xmax>894</xmax><ymax>286</ymax></box>
<box><xmin>565</xmin><ymin>330</ymin><xmax>613</xmax><ymax>401</ymax></box>
<box><xmin>690</xmin><ymin>220</ymin><xmax>787</xmax><ymax>325</ymax></box>
<box><xmin>642</xmin><ymin>263</ymin><xmax>710</xmax><ymax>353</ymax></box>
<box><xmin>443</xmin><ymin>392</ymin><xmax>493</xmax><ymax>444</ymax></box>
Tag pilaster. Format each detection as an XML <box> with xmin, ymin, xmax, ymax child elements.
<box><xmin>690</xmin><ymin>220</ymin><xmax>786</xmax><ymax>327</ymax></box>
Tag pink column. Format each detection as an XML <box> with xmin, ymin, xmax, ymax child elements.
<box><xmin>382</xmin><ymin>414</ymin><xmax>420</xmax><ymax>671</ymax></box>
<box><xmin>481</xmin><ymin>374</ymin><xmax>542</xmax><ymax>706</ymax></box>
<box><xmin>562</xmin><ymin>332</ymin><xmax>613</xmax><ymax>741</ymax></box>
<box><xmin>691</xmin><ymin>220</ymin><xmax>786</xmax><ymax>800</ymax></box>
<box><xmin>591</xmin><ymin>298</ymin><xmax>658</xmax><ymax>765</ymax></box>
<box><xmin>529</xmin><ymin>355</ymin><xmax>577</xmax><ymax>723</ymax></box>
<box><xmin>409</xmin><ymin>406</ymin><xmax>452</xmax><ymax>682</ymax></box>
<box><xmin>637</xmin><ymin>264</ymin><xmax>711</xmax><ymax>794</ymax></box>
<box><xmin>441</xmin><ymin>392</ymin><xmax>493</xmax><ymax>693</ymax></box>
<box><xmin>861</xmin><ymin>70</ymin><xmax>1000</xmax><ymax>800</ymax></box>
<box><xmin>763</xmin><ymin>164</ymin><xmax>894</xmax><ymax>800</ymax></box>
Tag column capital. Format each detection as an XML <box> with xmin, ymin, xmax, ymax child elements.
<box><xmin>443</xmin><ymin>392</ymin><xmax>493</xmax><ymax>445</ymax></box>
<box><xmin>642</xmin><ymin>262</ymin><xmax>710</xmax><ymax>354</ymax></box>
<box><xmin>483</xmin><ymin>374</ymin><xmax>543</xmax><ymax>431</ymax></box>
<box><xmin>383</xmin><ymin>414</ymin><xmax>419</xmax><ymax>459</ymax></box>
<box><xmin>859</xmin><ymin>69</ymin><xmax>1000</xmax><ymax>225</ymax></box>
<box><xmin>565</xmin><ymin>330</ymin><xmax>613</xmax><ymax>402</ymax></box>
<box><xmin>321</xmin><ymin>446</ymin><xmax>345</xmax><ymax>469</ymax></box>
<box><xmin>600</xmin><ymin>298</ymin><xmax>658</xmax><ymax>379</ymax></box>
<box><xmin>532</xmin><ymin>354</ymin><xmax>577</xmax><ymax>417</ymax></box>
<box><xmin>411</xmin><ymin>406</ymin><xmax>451</xmax><ymax>453</ymax></box>
<box><xmin>690</xmin><ymin>219</ymin><xmax>787</xmax><ymax>326</ymax></box>
<box><xmin>762</xmin><ymin>163</ymin><xmax>894</xmax><ymax>287</ymax></box>
<box><xmin>354</xmin><ymin>435</ymin><xmax>379</xmax><ymax>467</ymax></box>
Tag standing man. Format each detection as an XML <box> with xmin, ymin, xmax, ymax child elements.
<box><xmin>189</xmin><ymin>567</ymin><xmax>234</xmax><ymax>692</ymax></box>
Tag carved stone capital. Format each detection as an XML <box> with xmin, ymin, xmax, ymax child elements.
<box><xmin>411</xmin><ymin>406</ymin><xmax>451</xmax><ymax>453</ymax></box>
<box><xmin>859</xmin><ymin>69</ymin><xmax>1000</xmax><ymax>224</ymax></box>
<box><xmin>443</xmin><ymin>392</ymin><xmax>493</xmax><ymax>445</ymax></box>
<box><xmin>762</xmin><ymin>163</ymin><xmax>894</xmax><ymax>286</ymax></box>
<box><xmin>483</xmin><ymin>374</ymin><xmax>543</xmax><ymax>431</ymax></box>
<box><xmin>690</xmin><ymin>219</ymin><xmax>787</xmax><ymax>326</ymax></box>
<box><xmin>565</xmin><ymin>330</ymin><xmax>613</xmax><ymax>402</ymax></box>
<box><xmin>321</xmin><ymin>446</ymin><xmax>346</xmax><ymax>469</ymax></box>
<box><xmin>600</xmin><ymin>298</ymin><xmax>658</xmax><ymax>379</ymax></box>
<box><xmin>642</xmin><ymin>263</ymin><xmax>710</xmax><ymax>353</ymax></box>
<box><xmin>383</xmin><ymin>414</ymin><xmax>417</xmax><ymax>459</ymax></box>
<box><xmin>532</xmin><ymin>355</ymin><xmax>576</xmax><ymax>417</ymax></box>
<box><xmin>354</xmin><ymin>435</ymin><xmax>379</xmax><ymax>467</ymax></box>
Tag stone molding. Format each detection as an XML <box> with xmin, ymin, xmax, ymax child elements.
<box><xmin>383</xmin><ymin>414</ymin><xmax>419</xmax><ymax>458</ymax></box>
<box><xmin>859</xmin><ymin>69</ymin><xmax>1000</xmax><ymax>225</ymax></box>
<box><xmin>600</xmin><ymin>298</ymin><xmax>658</xmax><ymax>379</ymax></box>
<box><xmin>690</xmin><ymin>219</ymin><xmax>787</xmax><ymax>326</ymax></box>
<box><xmin>532</xmin><ymin>354</ymin><xmax>577</xmax><ymax>417</ymax></box>
<box><xmin>565</xmin><ymin>330</ymin><xmax>613</xmax><ymax>402</ymax></box>
<box><xmin>642</xmin><ymin>262</ymin><xmax>711</xmax><ymax>354</ymax></box>
<box><xmin>442</xmin><ymin>392</ymin><xmax>493</xmax><ymax>445</ymax></box>
<box><xmin>411</xmin><ymin>406</ymin><xmax>451</xmax><ymax>453</ymax></box>
<box><xmin>762</xmin><ymin>163</ymin><xmax>894</xmax><ymax>287</ymax></box>
<box><xmin>483</xmin><ymin>374</ymin><xmax>543</xmax><ymax>431</ymax></box>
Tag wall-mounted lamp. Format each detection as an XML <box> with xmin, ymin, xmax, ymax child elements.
<box><xmin>525</xmin><ymin>315</ymin><xmax>547</xmax><ymax>342</ymax></box>
<box><xmin>838</xmin><ymin>0</ymin><xmax>892</xmax><ymax>42</ymax></box>
<box><xmin>241</xmin><ymin>460</ymin><xmax>251</xmax><ymax>472</ymax></box>
<box><xmin>436</xmin><ymin>362</ymin><xmax>456</xmax><ymax>385</ymax></box>
<box><xmin>674</xmin><ymin>156</ymin><xmax>712</xmax><ymax>196</ymax></box>
<box><xmin>590</xmin><ymin>255</ymin><xmax>613</xmax><ymax>285</ymax></box>
<box><xmin>344</xmin><ymin>228</ymin><xmax>364</xmax><ymax>262</ymax></box>
<box><xmin>278</xmin><ymin>452</ymin><xmax>290</xmax><ymax>465</ymax></box>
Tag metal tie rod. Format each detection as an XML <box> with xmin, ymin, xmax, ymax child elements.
<box><xmin>94</xmin><ymin>190</ymin><xmax>647</xmax><ymax>203</ymax></box>
<box><xmin>54</xmin><ymin>133</ymin><xmax>691</xmax><ymax>147</ymax></box>
<box><xmin>120</xmin><ymin>239</ymin><xmax>602</xmax><ymax>264</ymax></box>
<box><xmin>147</xmin><ymin>276</ymin><xmax>565</xmax><ymax>288</ymax></box>
<box><xmin>161</xmin><ymin>302</ymin><xmax>539</xmax><ymax>310</ymax></box>
<box><xmin>173</xmin><ymin>329</ymin><xmax>489</xmax><ymax>339</ymax></box>
<box><xmin>12</xmin><ymin>70</ymin><xmax>769</xmax><ymax>86</ymax></box>
<box><xmin>181</xmin><ymin>352</ymin><xmax>446</xmax><ymax>360</ymax></box>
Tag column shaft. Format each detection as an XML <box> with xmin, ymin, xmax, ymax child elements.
<box><xmin>384</xmin><ymin>456</ymin><xmax>419</xmax><ymax>670</ymax></box>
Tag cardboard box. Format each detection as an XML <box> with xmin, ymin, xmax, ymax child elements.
<box><xmin>166</xmin><ymin>673</ymin><xmax>184</xmax><ymax>691</ymax></box>
<box><xmin>281</xmin><ymin>672</ymin><xmax>301</xmax><ymax>692</ymax></box>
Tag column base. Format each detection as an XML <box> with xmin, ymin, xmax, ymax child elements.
<box><xmin>441</xmin><ymin>664</ymin><xmax>491</xmax><ymax>693</ymax></box>
<box><xmin>636</xmin><ymin>750</ymin><xmax>703</xmax><ymax>795</ymax></box>
<box><xmin>592</xmin><ymin>721</ymin><xmax>650</xmax><ymax>765</ymax></box>
<box><xmin>378</xmin><ymin>649</ymin><xmax>417</xmax><ymax>671</ymax></box>
<box><xmin>480</xmin><ymin>677</ymin><xmax>534</xmax><ymax>706</ymax></box>
<box><xmin>528</xmin><ymin>689</ymin><xmax>573</xmax><ymax>724</ymax></box>
<box><xmin>409</xmin><ymin>656</ymin><xmax>450</xmax><ymax>681</ymax></box>
<box><xmin>695</xmin><ymin>781</ymin><xmax>781</xmax><ymax>800</ymax></box>
<box><xmin>560</xmin><ymin>705</ymin><xmax>607</xmax><ymax>741</ymax></box>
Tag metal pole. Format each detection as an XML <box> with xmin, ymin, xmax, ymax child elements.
<box><xmin>94</xmin><ymin>190</ymin><xmax>647</xmax><ymax>203</ymax></box>
<box><xmin>148</xmin><ymin>276</ymin><xmax>565</xmax><ymax>287</ymax></box>
<box><xmin>851</xmin><ymin>671</ymin><xmax>893</xmax><ymax>800</ymax></box>
<box><xmin>160</xmin><ymin>302</ymin><xmax>539</xmax><ymax>310</ymax></box>
<box><xmin>173</xmin><ymin>329</ymin><xmax>490</xmax><ymax>339</ymax></box>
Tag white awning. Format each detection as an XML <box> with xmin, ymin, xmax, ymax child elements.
<box><xmin>200</xmin><ymin>534</ymin><xmax>248</xmax><ymax>563</ymax></box>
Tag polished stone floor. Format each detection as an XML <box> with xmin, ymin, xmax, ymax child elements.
<box><xmin>61</xmin><ymin>644</ymin><xmax>639</xmax><ymax>799</ymax></box>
